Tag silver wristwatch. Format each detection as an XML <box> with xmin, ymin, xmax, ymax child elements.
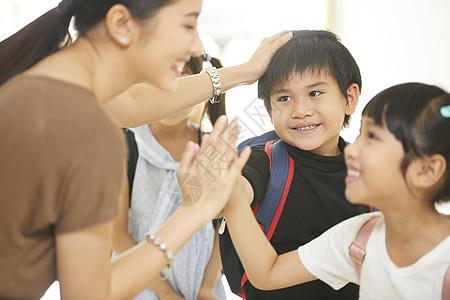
<box><xmin>203</xmin><ymin>67</ymin><xmax>223</xmax><ymax>104</ymax></box>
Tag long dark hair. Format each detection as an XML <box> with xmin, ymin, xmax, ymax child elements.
<box><xmin>0</xmin><ymin>0</ymin><xmax>171</xmax><ymax>85</ymax></box>
<box><xmin>186</xmin><ymin>54</ymin><xmax>226</xmax><ymax>128</ymax></box>
<box><xmin>363</xmin><ymin>82</ymin><xmax>450</xmax><ymax>204</ymax></box>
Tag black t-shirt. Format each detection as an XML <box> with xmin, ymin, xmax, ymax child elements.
<box><xmin>241</xmin><ymin>138</ymin><xmax>369</xmax><ymax>300</ymax></box>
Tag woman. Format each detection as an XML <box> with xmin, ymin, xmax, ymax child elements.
<box><xmin>0</xmin><ymin>0</ymin><xmax>291</xmax><ymax>298</ymax></box>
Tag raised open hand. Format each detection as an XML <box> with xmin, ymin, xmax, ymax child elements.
<box><xmin>177</xmin><ymin>116</ymin><xmax>251</xmax><ymax>220</ymax></box>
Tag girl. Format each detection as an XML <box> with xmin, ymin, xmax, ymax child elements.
<box><xmin>0</xmin><ymin>0</ymin><xmax>291</xmax><ymax>298</ymax></box>
<box><xmin>223</xmin><ymin>82</ymin><xmax>450</xmax><ymax>299</ymax></box>
<box><xmin>113</xmin><ymin>55</ymin><xmax>227</xmax><ymax>300</ymax></box>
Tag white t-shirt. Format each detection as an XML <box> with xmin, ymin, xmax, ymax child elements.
<box><xmin>298</xmin><ymin>212</ymin><xmax>450</xmax><ymax>300</ymax></box>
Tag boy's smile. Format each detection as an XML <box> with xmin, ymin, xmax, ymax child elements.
<box><xmin>269</xmin><ymin>71</ymin><xmax>358</xmax><ymax>156</ymax></box>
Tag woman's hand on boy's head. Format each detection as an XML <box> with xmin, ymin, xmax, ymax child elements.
<box><xmin>177</xmin><ymin>116</ymin><xmax>251</xmax><ymax>220</ymax></box>
<box><xmin>241</xmin><ymin>31</ymin><xmax>293</xmax><ymax>84</ymax></box>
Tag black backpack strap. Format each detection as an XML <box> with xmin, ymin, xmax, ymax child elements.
<box><xmin>124</xmin><ymin>128</ymin><xmax>138</xmax><ymax>206</ymax></box>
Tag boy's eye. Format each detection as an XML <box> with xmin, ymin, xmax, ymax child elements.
<box><xmin>277</xmin><ymin>96</ymin><xmax>292</xmax><ymax>102</ymax></box>
<box><xmin>309</xmin><ymin>91</ymin><xmax>322</xmax><ymax>97</ymax></box>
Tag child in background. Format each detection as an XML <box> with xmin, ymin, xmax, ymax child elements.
<box><xmin>220</xmin><ymin>30</ymin><xmax>370</xmax><ymax>299</ymax></box>
<box><xmin>113</xmin><ymin>55</ymin><xmax>226</xmax><ymax>300</ymax></box>
<box><xmin>224</xmin><ymin>82</ymin><xmax>450</xmax><ymax>299</ymax></box>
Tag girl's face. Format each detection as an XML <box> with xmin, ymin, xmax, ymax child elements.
<box><xmin>132</xmin><ymin>0</ymin><xmax>204</xmax><ymax>91</ymax></box>
<box><xmin>344</xmin><ymin>116</ymin><xmax>407</xmax><ymax>207</ymax></box>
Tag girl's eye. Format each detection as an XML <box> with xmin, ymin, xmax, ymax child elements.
<box><xmin>368</xmin><ymin>132</ymin><xmax>378</xmax><ymax>140</ymax></box>
<box><xmin>309</xmin><ymin>91</ymin><xmax>322</xmax><ymax>97</ymax></box>
<box><xmin>277</xmin><ymin>96</ymin><xmax>292</xmax><ymax>102</ymax></box>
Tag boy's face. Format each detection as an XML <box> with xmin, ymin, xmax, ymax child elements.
<box><xmin>269</xmin><ymin>71</ymin><xmax>358</xmax><ymax>156</ymax></box>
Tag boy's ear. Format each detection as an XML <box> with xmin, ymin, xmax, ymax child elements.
<box><xmin>105</xmin><ymin>4</ymin><xmax>135</xmax><ymax>47</ymax></box>
<box><xmin>408</xmin><ymin>154</ymin><xmax>447</xmax><ymax>190</ymax></box>
<box><xmin>344</xmin><ymin>83</ymin><xmax>360</xmax><ymax>115</ymax></box>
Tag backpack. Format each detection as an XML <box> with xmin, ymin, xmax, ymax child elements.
<box><xmin>349</xmin><ymin>216</ymin><xmax>450</xmax><ymax>300</ymax></box>
<box><xmin>219</xmin><ymin>139</ymin><xmax>294</xmax><ymax>298</ymax></box>
<box><xmin>124</xmin><ymin>128</ymin><xmax>139</xmax><ymax>205</ymax></box>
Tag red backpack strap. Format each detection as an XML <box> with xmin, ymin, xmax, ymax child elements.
<box><xmin>240</xmin><ymin>140</ymin><xmax>294</xmax><ymax>297</ymax></box>
<box><xmin>443</xmin><ymin>264</ymin><xmax>450</xmax><ymax>300</ymax></box>
<box><xmin>264</xmin><ymin>140</ymin><xmax>274</xmax><ymax>171</ymax></box>
<box><xmin>348</xmin><ymin>216</ymin><xmax>381</xmax><ymax>278</ymax></box>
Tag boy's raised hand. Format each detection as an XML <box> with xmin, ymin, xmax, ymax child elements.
<box><xmin>178</xmin><ymin>115</ymin><xmax>251</xmax><ymax>221</ymax></box>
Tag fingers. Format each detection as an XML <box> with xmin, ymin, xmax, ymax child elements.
<box><xmin>200</xmin><ymin>133</ymin><xmax>210</xmax><ymax>145</ymax></box>
<box><xmin>199</xmin><ymin>115</ymin><xmax>231</xmax><ymax>154</ymax></box>
<box><xmin>205</xmin><ymin>115</ymin><xmax>228</xmax><ymax>145</ymax></box>
<box><xmin>261</xmin><ymin>31</ymin><xmax>293</xmax><ymax>53</ymax></box>
<box><xmin>179</xmin><ymin>141</ymin><xmax>199</xmax><ymax>175</ymax></box>
<box><xmin>245</xmin><ymin>30</ymin><xmax>293</xmax><ymax>83</ymax></box>
<box><xmin>229</xmin><ymin>146</ymin><xmax>251</xmax><ymax>175</ymax></box>
<box><xmin>270</xmin><ymin>31</ymin><xmax>293</xmax><ymax>47</ymax></box>
<box><xmin>264</xmin><ymin>30</ymin><xmax>293</xmax><ymax>46</ymax></box>
<box><xmin>218</xmin><ymin>117</ymin><xmax>240</xmax><ymax>152</ymax></box>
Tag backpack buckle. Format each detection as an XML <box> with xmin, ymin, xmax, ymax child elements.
<box><xmin>348</xmin><ymin>241</ymin><xmax>366</xmax><ymax>265</ymax></box>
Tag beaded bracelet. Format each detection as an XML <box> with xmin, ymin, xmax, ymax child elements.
<box><xmin>145</xmin><ymin>233</ymin><xmax>173</xmax><ymax>280</ymax></box>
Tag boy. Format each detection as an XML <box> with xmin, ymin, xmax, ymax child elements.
<box><xmin>220</xmin><ymin>30</ymin><xmax>370</xmax><ymax>299</ymax></box>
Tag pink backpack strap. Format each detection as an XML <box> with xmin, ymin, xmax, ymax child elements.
<box><xmin>348</xmin><ymin>216</ymin><xmax>381</xmax><ymax>278</ymax></box>
<box><xmin>443</xmin><ymin>264</ymin><xmax>450</xmax><ymax>300</ymax></box>
<box><xmin>350</xmin><ymin>217</ymin><xmax>450</xmax><ymax>299</ymax></box>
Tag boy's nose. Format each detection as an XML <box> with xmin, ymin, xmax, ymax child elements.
<box><xmin>291</xmin><ymin>98</ymin><xmax>313</xmax><ymax>119</ymax></box>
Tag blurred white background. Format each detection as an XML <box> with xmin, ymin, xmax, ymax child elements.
<box><xmin>2</xmin><ymin>0</ymin><xmax>449</xmax><ymax>299</ymax></box>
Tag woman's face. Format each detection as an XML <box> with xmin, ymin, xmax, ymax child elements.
<box><xmin>133</xmin><ymin>0</ymin><xmax>204</xmax><ymax>91</ymax></box>
<box><xmin>157</xmin><ymin>62</ymin><xmax>204</xmax><ymax>126</ymax></box>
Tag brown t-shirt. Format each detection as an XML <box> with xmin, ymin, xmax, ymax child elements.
<box><xmin>0</xmin><ymin>75</ymin><xmax>126</xmax><ymax>298</ymax></box>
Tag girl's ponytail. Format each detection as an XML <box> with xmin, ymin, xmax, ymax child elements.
<box><xmin>0</xmin><ymin>0</ymin><xmax>76</xmax><ymax>85</ymax></box>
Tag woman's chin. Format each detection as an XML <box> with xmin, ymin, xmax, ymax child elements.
<box><xmin>155</xmin><ymin>77</ymin><xmax>178</xmax><ymax>93</ymax></box>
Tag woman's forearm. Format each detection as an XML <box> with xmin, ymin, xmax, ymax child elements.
<box><xmin>110</xmin><ymin>205</ymin><xmax>209</xmax><ymax>299</ymax></box>
<box><xmin>105</xmin><ymin>31</ymin><xmax>293</xmax><ymax>128</ymax></box>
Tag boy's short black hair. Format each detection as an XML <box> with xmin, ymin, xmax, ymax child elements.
<box><xmin>258</xmin><ymin>30</ymin><xmax>362</xmax><ymax>128</ymax></box>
